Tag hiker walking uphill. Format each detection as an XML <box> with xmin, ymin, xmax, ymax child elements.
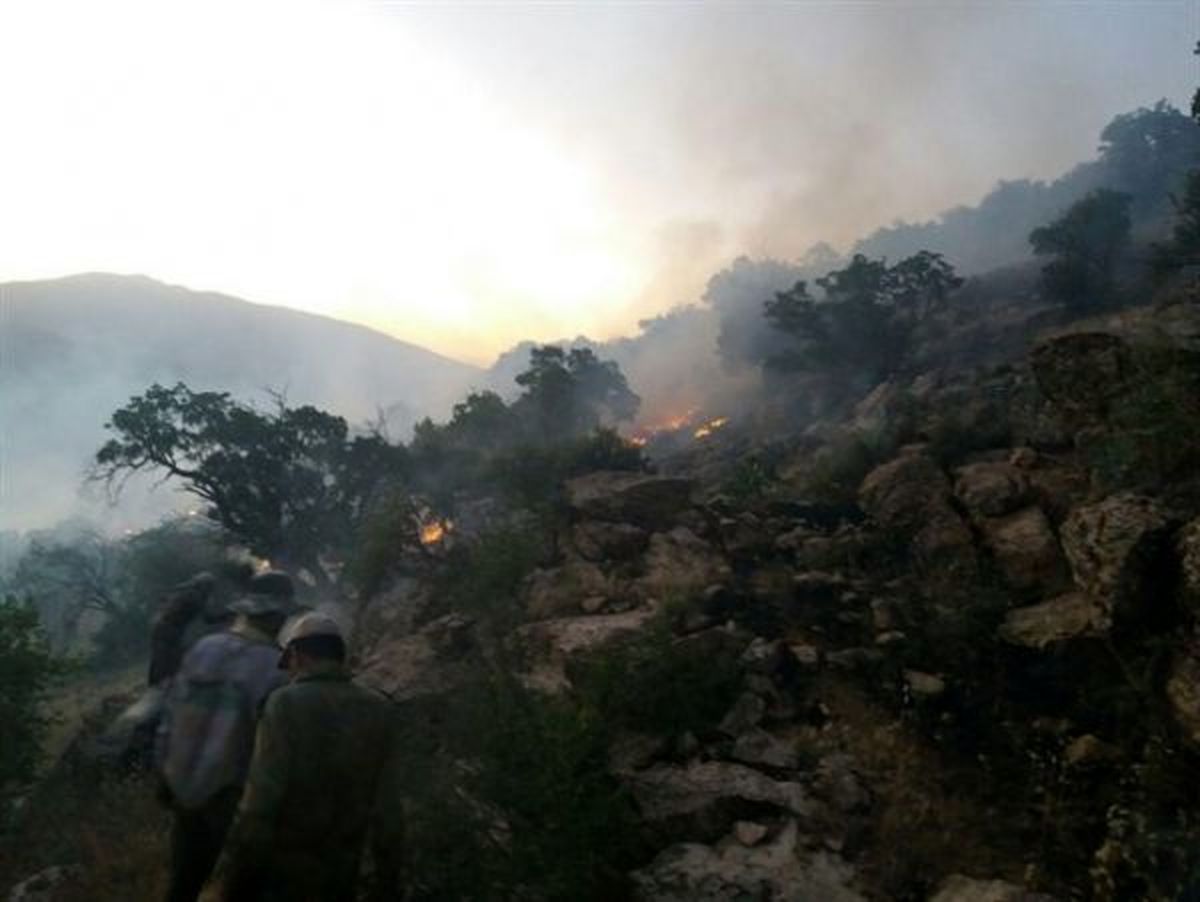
<box><xmin>156</xmin><ymin>571</ymin><xmax>299</xmax><ymax>902</ymax></box>
<box><xmin>219</xmin><ymin>612</ymin><xmax>401</xmax><ymax>902</ymax></box>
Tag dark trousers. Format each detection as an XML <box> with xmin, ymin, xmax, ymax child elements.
<box><xmin>165</xmin><ymin>787</ymin><xmax>241</xmax><ymax>902</ymax></box>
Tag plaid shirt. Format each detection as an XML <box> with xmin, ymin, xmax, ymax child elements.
<box><xmin>157</xmin><ymin>623</ymin><xmax>286</xmax><ymax>809</ymax></box>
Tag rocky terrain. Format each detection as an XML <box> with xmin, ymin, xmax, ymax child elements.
<box><xmin>343</xmin><ymin>290</ymin><xmax>1200</xmax><ymax>900</ymax></box>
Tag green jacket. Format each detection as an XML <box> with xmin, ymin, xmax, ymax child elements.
<box><xmin>222</xmin><ymin>664</ymin><xmax>400</xmax><ymax>901</ymax></box>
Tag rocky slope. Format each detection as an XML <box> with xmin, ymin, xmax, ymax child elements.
<box><xmin>349</xmin><ymin>291</ymin><xmax>1200</xmax><ymax>900</ymax></box>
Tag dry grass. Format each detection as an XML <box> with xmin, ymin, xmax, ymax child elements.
<box><xmin>813</xmin><ymin>678</ymin><xmax>1027</xmax><ymax>900</ymax></box>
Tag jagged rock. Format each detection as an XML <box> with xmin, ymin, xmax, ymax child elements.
<box><xmin>1166</xmin><ymin>639</ymin><xmax>1200</xmax><ymax>749</ymax></box>
<box><xmin>1063</xmin><ymin>734</ymin><xmax>1121</xmax><ymax>768</ymax></box>
<box><xmin>629</xmin><ymin>761</ymin><xmax>818</xmax><ymax>840</ymax></box>
<box><xmin>825</xmin><ymin>648</ymin><xmax>883</xmax><ymax>671</ymax></box>
<box><xmin>733</xmin><ymin>820</ymin><xmax>770</xmax><ymax>846</ymax></box>
<box><xmin>859</xmin><ymin>452</ymin><xmax>976</xmax><ymax>578</ymax></box>
<box><xmin>1031</xmin><ymin>332</ymin><xmax>1134</xmax><ymax>428</ymax></box>
<box><xmin>515</xmin><ymin>606</ymin><xmax>659</xmax><ymax>693</ymax></box>
<box><xmin>353</xmin><ymin>576</ymin><xmax>431</xmax><ymax>654</ymax></box>
<box><xmin>954</xmin><ymin>461</ymin><xmax>1031</xmax><ymax>518</ymax></box>
<box><xmin>572</xmin><ymin>520</ymin><xmax>650</xmax><ymax>563</ymax></box>
<box><xmin>811</xmin><ymin>754</ymin><xmax>871</xmax><ymax>815</ymax></box>
<box><xmin>357</xmin><ymin>613</ymin><xmax>478</xmax><ymax>701</ymax></box>
<box><xmin>1177</xmin><ymin>518</ymin><xmax>1200</xmax><ymax>616</ymax></box>
<box><xmin>730</xmin><ymin>728</ymin><xmax>803</xmax><ymax>771</ymax></box>
<box><xmin>1059</xmin><ymin>493</ymin><xmax>1173</xmax><ymax>617</ymax></box>
<box><xmin>998</xmin><ymin>593</ymin><xmax>1108</xmax><ymax>648</ymax></box>
<box><xmin>740</xmin><ymin>638</ymin><xmax>796</xmax><ymax>679</ymax></box>
<box><xmin>904</xmin><ymin>669</ymin><xmax>946</xmax><ymax>697</ymax></box>
<box><xmin>788</xmin><ymin>642</ymin><xmax>821</xmax><ymax>669</ymax></box>
<box><xmin>566</xmin><ymin>471</ymin><xmax>695</xmax><ymax>528</ymax></box>
<box><xmin>609</xmin><ymin>731</ymin><xmax>670</xmax><ymax>775</ymax></box>
<box><xmin>718</xmin><ymin>692</ymin><xmax>767</xmax><ymax>738</ymax></box>
<box><xmin>7</xmin><ymin>866</ymin><xmax>79</xmax><ymax>902</ymax></box>
<box><xmin>638</xmin><ymin>527</ymin><xmax>728</xmax><ymax>598</ymax></box>
<box><xmin>524</xmin><ymin>559</ymin><xmax>613</xmax><ymax>620</ymax></box>
<box><xmin>928</xmin><ymin>873</ymin><xmax>1058</xmax><ymax>901</ymax></box>
<box><xmin>979</xmin><ymin>506</ymin><xmax>1069</xmax><ymax>595</ymax></box>
<box><xmin>630</xmin><ymin>820</ymin><xmax>865</xmax><ymax>902</ymax></box>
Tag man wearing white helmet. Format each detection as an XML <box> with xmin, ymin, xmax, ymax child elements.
<box><xmin>219</xmin><ymin>611</ymin><xmax>400</xmax><ymax>901</ymax></box>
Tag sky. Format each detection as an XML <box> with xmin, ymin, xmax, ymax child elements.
<box><xmin>0</xmin><ymin>0</ymin><xmax>1195</xmax><ymax>365</ymax></box>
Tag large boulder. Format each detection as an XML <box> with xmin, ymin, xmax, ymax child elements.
<box><xmin>513</xmin><ymin>606</ymin><xmax>659</xmax><ymax>693</ymax></box>
<box><xmin>1165</xmin><ymin>639</ymin><xmax>1200</xmax><ymax>749</ymax></box>
<box><xmin>1176</xmin><ymin>517</ymin><xmax>1200</xmax><ymax>617</ymax></box>
<box><xmin>356</xmin><ymin>613</ymin><xmax>478</xmax><ymax>702</ymax></box>
<box><xmin>638</xmin><ymin>527</ymin><xmax>729</xmax><ymax>599</ymax></box>
<box><xmin>629</xmin><ymin>760</ymin><xmax>818</xmax><ymax>842</ymax></box>
<box><xmin>631</xmin><ymin>820</ymin><xmax>865</xmax><ymax>902</ymax></box>
<box><xmin>859</xmin><ymin>451</ymin><xmax>976</xmax><ymax>579</ymax></box>
<box><xmin>979</xmin><ymin>506</ymin><xmax>1069</xmax><ymax>596</ymax></box>
<box><xmin>998</xmin><ymin>593</ymin><xmax>1109</xmax><ymax>649</ymax></box>
<box><xmin>1031</xmin><ymin>332</ymin><xmax>1134</xmax><ymax>428</ymax></box>
<box><xmin>523</xmin><ymin>558</ymin><xmax>614</xmax><ymax>620</ymax></box>
<box><xmin>954</xmin><ymin>461</ymin><xmax>1031</xmax><ymax>518</ymax></box>
<box><xmin>572</xmin><ymin>520</ymin><xmax>650</xmax><ymax>563</ymax></box>
<box><xmin>1059</xmin><ymin>493</ymin><xmax>1173</xmax><ymax>618</ymax></box>
<box><xmin>565</xmin><ymin>471</ymin><xmax>695</xmax><ymax>528</ymax></box>
<box><xmin>928</xmin><ymin>874</ymin><xmax>1058</xmax><ymax>901</ymax></box>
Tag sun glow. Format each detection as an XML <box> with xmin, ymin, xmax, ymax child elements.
<box><xmin>0</xmin><ymin>0</ymin><xmax>640</xmax><ymax>363</ymax></box>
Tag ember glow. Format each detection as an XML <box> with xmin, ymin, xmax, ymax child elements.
<box><xmin>693</xmin><ymin>417</ymin><xmax>729</xmax><ymax>439</ymax></box>
<box><xmin>419</xmin><ymin>519</ymin><xmax>452</xmax><ymax>546</ymax></box>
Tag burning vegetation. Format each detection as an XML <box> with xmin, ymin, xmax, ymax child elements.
<box><xmin>625</xmin><ymin>408</ymin><xmax>730</xmax><ymax>447</ymax></box>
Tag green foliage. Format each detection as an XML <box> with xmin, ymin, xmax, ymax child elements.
<box><xmin>399</xmin><ymin>674</ymin><xmax>642</xmax><ymax>901</ymax></box>
<box><xmin>1029</xmin><ymin>189</ymin><xmax>1132</xmax><ymax>309</ymax></box>
<box><xmin>798</xmin><ymin>433</ymin><xmax>896</xmax><ymax>504</ymax></box>
<box><xmin>514</xmin><ymin>346</ymin><xmax>640</xmax><ymax>444</ymax></box>
<box><xmin>94</xmin><ymin>383</ymin><xmax>407</xmax><ymax>585</ymax></box>
<box><xmin>11</xmin><ymin>518</ymin><xmax>231</xmax><ymax>668</ymax></box>
<box><xmin>487</xmin><ymin>428</ymin><xmax>645</xmax><ymax>512</ymax></box>
<box><xmin>1151</xmin><ymin>168</ymin><xmax>1200</xmax><ymax>276</ymax></box>
<box><xmin>570</xmin><ymin>622</ymin><xmax>742</xmax><ymax>738</ymax></box>
<box><xmin>432</xmin><ymin>527</ymin><xmax>544</xmax><ymax>631</ymax></box>
<box><xmin>0</xmin><ymin>597</ymin><xmax>68</xmax><ymax>787</ymax></box>
<box><xmin>1085</xmin><ymin>344</ymin><xmax>1200</xmax><ymax>492</ymax></box>
<box><xmin>764</xmin><ymin>251</ymin><xmax>962</xmax><ymax>388</ymax></box>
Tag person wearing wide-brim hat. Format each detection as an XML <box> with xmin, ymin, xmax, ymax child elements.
<box><xmin>156</xmin><ymin>570</ymin><xmax>301</xmax><ymax>902</ymax></box>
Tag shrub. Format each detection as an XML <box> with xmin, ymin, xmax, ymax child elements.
<box><xmin>0</xmin><ymin>596</ymin><xmax>68</xmax><ymax>787</ymax></box>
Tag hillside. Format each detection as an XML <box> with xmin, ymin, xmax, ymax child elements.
<box><xmin>0</xmin><ymin>273</ymin><xmax>482</xmax><ymax>530</ymax></box>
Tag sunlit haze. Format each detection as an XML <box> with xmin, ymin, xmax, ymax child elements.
<box><xmin>0</xmin><ymin>0</ymin><xmax>1194</xmax><ymax>363</ymax></box>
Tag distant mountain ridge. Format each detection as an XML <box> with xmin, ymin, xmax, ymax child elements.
<box><xmin>0</xmin><ymin>273</ymin><xmax>483</xmax><ymax>530</ymax></box>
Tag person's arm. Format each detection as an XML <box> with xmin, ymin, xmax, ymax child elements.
<box><xmin>220</xmin><ymin>691</ymin><xmax>292</xmax><ymax>896</ymax></box>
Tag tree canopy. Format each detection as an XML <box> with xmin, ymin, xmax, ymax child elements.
<box><xmin>513</xmin><ymin>346</ymin><xmax>640</xmax><ymax>443</ymax></box>
<box><xmin>763</xmin><ymin>251</ymin><xmax>962</xmax><ymax>387</ymax></box>
<box><xmin>93</xmin><ymin>383</ymin><xmax>406</xmax><ymax>586</ymax></box>
<box><xmin>1029</xmin><ymin>188</ymin><xmax>1132</xmax><ymax>308</ymax></box>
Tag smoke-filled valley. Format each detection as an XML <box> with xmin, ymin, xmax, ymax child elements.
<box><xmin>3</xmin><ymin>7</ymin><xmax>1200</xmax><ymax>900</ymax></box>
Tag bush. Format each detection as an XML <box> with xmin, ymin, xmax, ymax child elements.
<box><xmin>0</xmin><ymin>596</ymin><xmax>68</xmax><ymax>787</ymax></box>
<box><xmin>398</xmin><ymin>674</ymin><xmax>643</xmax><ymax>901</ymax></box>
<box><xmin>570</xmin><ymin>622</ymin><xmax>743</xmax><ymax>739</ymax></box>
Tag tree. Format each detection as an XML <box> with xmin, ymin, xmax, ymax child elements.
<box><xmin>1029</xmin><ymin>189</ymin><xmax>1132</xmax><ymax>308</ymax></box>
<box><xmin>93</xmin><ymin>384</ymin><xmax>407</xmax><ymax>587</ymax></box>
<box><xmin>763</xmin><ymin>252</ymin><xmax>962</xmax><ymax>386</ymax></box>
<box><xmin>513</xmin><ymin>346</ymin><xmax>639</xmax><ymax>444</ymax></box>
<box><xmin>0</xmin><ymin>596</ymin><xmax>67</xmax><ymax>786</ymax></box>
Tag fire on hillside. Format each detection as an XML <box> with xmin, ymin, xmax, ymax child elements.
<box><xmin>625</xmin><ymin>409</ymin><xmax>730</xmax><ymax>448</ymax></box>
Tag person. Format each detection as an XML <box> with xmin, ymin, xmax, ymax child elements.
<box><xmin>156</xmin><ymin>570</ymin><xmax>299</xmax><ymax>902</ymax></box>
<box><xmin>148</xmin><ymin>571</ymin><xmax>218</xmax><ymax>687</ymax></box>
<box><xmin>219</xmin><ymin>611</ymin><xmax>401</xmax><ymax>901</ymax></box>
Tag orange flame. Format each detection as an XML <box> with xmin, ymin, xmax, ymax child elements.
<box><xmin>419</xmin><ymin>519</ymin><xmax>452</xmax><ymax>546</ymax></box>
<box><xmin>693</xmin><ymin>417</ymin><xmax>729</xmax><ymax>439</ymax></box>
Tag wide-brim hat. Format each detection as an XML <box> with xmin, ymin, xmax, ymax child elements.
<box><xmin>228</xmin><ymin>593</ymin><xmax>299</xmax><ymax>617</ymax></box>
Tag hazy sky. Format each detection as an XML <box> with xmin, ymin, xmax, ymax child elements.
<box><xmin>0</xmin><ymin>0</ymin><xmax>1194</xmax><ymax>364</ymax></box>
